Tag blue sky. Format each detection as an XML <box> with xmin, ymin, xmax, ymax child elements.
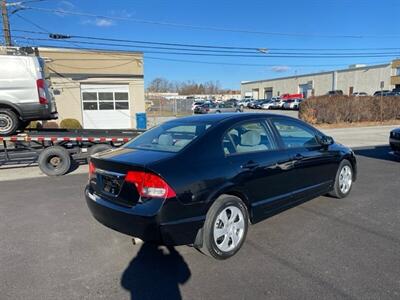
<box><xmin>7</xmin><ymin>0</ymin><xmax>400</xmax><ymax>89</ymax></box>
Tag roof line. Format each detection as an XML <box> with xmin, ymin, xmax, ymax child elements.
<box><xmin>241</xmin><ymin>62</ymin><xmax>392</xmax><ymax>85</ymax></box>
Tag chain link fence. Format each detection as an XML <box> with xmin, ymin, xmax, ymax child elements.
<box><xmin>146</xmin><ymin>96</ymin><xmax>194</xmax><ymax>128</ymax></box>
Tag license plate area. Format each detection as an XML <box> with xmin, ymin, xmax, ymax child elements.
<box><xmin>96</xmin><ymin>169</ymin><xmax>125</xmax><ymax>197</ymax></box>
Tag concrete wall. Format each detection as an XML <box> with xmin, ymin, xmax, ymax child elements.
<box><xmin>241</xmin><ymin>63</ymin><xmax>394</xmax><ymax>98</ymax></box>
<box><xmin>38</xmin><ymin>47</ymin><xmax>145</xmax><ymax>129</ymax></box>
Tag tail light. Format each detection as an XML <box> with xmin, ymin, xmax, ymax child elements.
<box><xmin>88</xmin><ymin>161</ymin><xmax>96</xmax><ymax>181</ymax></box>
<box><xmin>36</xmin><ymin>79</ymin><xmax>48</xmax><ymax>105</ymax></box>
<box><xmin>125</xmin><ymin>171</ymin><xmax>176</xmax><ymax>199</ymax></box>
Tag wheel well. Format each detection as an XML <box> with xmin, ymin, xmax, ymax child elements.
<box><xmin>220</xmin><ymin>191</ymin><xmax>251</xmax><ymax>219</ymax></box>
<box><xmin>0</xmin><ymin>103</ymin><xmax>20</xmax><ymax>118</ymax></box>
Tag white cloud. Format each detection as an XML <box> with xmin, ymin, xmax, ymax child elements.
<box><xmin>271</xmin><ymin>66</ymin><xmax>290</xmax><ymax>72</ymax></box>
<box><xmin>95</xmin><ymin>18</ymin><xmax>114</xmax><ymax>27</ymax></box>
<box><xmin>81</xmin><ymin>18</ymin><xmax>114</xmax><ymax>27</ymax></box>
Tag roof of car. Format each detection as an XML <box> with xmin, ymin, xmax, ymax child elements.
<box><xmin>166</xmin><ymin>113</ymin><xmax>292</xmax><ymax>124</ymax></box>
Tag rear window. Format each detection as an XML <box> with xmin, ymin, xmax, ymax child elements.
<box><xmin>125</xmin><ymin>122</ymin><xmax>212</xmax><ymax>152</ymax></box>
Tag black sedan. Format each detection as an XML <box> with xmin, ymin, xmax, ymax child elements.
<box><xmin>85</xmin><ymin>113</ymin><xmax>357</xmax><ymax>259</ymax></box>
<box><xmin>390</xmin><ymin>128</ymin><xmax>400</xmax><ymax>153</ymax></box>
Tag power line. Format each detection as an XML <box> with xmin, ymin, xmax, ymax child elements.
<box><xmin>14</xmin><ymin>36</ymin><xmax>400</xmax><ymax>58</ymax></box>
<box><xmin>19</xmin><ymin>5</ymin><xmax>400</xmax><ymax>39</ymax></box>
<box><xmin>12</xmin><ymin>29</ymin><xmax>400</xmax><ymax>53</ymax></box>
<box><xmin>11</xmin><ymin>29</ymin><xmax>400</xmax><ymax>54</ymax></box>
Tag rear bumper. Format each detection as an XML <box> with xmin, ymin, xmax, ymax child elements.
<box><xmin>85</xmin><ymin>187</ymin><xmax>204</xmax><ymax>245</ymax></box>
<box><xmin>19</xmin><ymin>103</ymin><xmax>58</xmax><ymax>121</ymax></box>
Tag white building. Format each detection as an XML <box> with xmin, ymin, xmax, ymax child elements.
<box><xmin>241</xmin><ymin>60</ymin><xmax>400</xmax><ymax>99</ymax></box>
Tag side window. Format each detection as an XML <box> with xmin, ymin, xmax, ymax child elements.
<box><xmin>272</xmin><ymin>119</ymin><xmax>320</xmax><ymax>149</ymax></box>
<box><xmin>223</xmin><ymin>121</ymin><xmax>275</xmax><ymax>155</ymax></box>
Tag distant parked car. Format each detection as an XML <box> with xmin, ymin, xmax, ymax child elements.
<box><xmin>249</xmin><ymin>100</ymin><xmax>268</xmax><ymax>109</ymax></box>
<box><xmin>237</xmin><ymin>99</ymin><xmax>252</xmax><ymax>109</ymax></box>
<box><xmin>327</xmin><ymin>90</ymin><xmax>344</xmax><ymax>96</ymax></box>
<box><xmin>0</xmin><ymin>52</ymin><xmax>58</xmax><ymax>135</ymax></box>
<box><xmin>261</xmin><ymin>100</ymin><xmax>276</xmax><ymax>110</ymax></box>
<box><xmin>373</xmin><ymin>90</ymin><xmax>391</xmax><ymax>96</ymax></box>
<box><xmin>352</xmin><ymin>92</ymin><xmax>368</xmax><ymax>96</ymax></box>
<box><xmin>194</xmin><ymin>103</ymin><xmax>240</xmax><ymax>114</ymax></box>
<box><xmin>191</xmin><ymin>101</ymin><xmax>205</xmax><ymax>111</ymax></box>
<box><xmin>283</xmin><ymin>98</ymin><xmax>303</xmax><ymax>110</ymax></box>
<box><xmin>390</xmin><ymin>128</ymin><xmax>400</xmax><ymax>154</ymax></box>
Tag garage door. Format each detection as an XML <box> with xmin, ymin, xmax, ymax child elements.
<box><xmin>81</xmin><ymin>84</ymin><xmax>131</xmax><ymax>129</ymax></box>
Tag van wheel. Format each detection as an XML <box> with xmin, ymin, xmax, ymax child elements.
<box><xmin>0</xmin><ymin>109</ymin><xmax>20</xmax><ymax>136</ymax></box>
<box><xmin>38</xmin><ymin>146</ymin><xmax>71</xmax><ymax>176</ymax></box>
<box><xmin>199</xmin><ymin>195</ymin><xmax>248</xmax><ymax>260</ymax></box>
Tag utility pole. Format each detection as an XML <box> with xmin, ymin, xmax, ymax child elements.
<box><xmin>1</xmin><ymin>0</ymin><xmax>12</xmax><ymax>46</ymax></box>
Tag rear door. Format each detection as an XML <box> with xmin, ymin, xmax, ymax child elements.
<box><xmin>222</xmin><ymin>119</ymin><xmax>295</xmax><ymax>222</ymax></box>
<box><xmin>269</xmin><ymin>117</ymin><xmax>338</xmax><ymax>199</ymax></box>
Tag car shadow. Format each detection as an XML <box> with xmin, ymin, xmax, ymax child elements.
<box><xmin>353</xmin><ymin>145</ymin><xmax>400</xmax><ymax>162</ymax></box>
<box><xmin>120</xmin><ymin>243</ymin><xmax>191</xmax><ymax>300</ymax></box>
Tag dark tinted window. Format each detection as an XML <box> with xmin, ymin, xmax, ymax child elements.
<box><xmin>126</xmin><ymin>122</ymin><xmax>212</xmax><ymax>152</ymax></box>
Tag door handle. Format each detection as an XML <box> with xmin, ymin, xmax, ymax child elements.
<box><xmin>241</xmin><ymin>161</ymin><xmax>259</xmax><ymax>169</ymax></box>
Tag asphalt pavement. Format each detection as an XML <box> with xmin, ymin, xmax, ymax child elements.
<box><xmin>0</xmin><ymin>145</ymin><xmax>399</xmax><ymax>299</ymax></box>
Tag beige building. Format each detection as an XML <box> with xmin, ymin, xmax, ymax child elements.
<box><xmin>241</xmin><ymin>60</ymin><xmax>400</xmax><ymax>99</ymax></box>
<box><xmin>38</xmin><ymin>47</ymin><xmax>145</xmax><ymax>129</ymax></box>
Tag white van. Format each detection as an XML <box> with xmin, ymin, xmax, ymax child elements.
<box><xmin>0</xmin><ymin>50</ymin><xmax>57</xmax><ymax>135</ymax></box>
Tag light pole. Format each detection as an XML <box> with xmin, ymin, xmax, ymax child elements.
<box><xmin>1</xmin><ymin>0</ymin><xmax>12</xmax><ymax>46</ymax></box>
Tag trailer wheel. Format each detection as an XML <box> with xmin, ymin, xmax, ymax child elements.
<box><xmin>88</xmin><ymin>144</ymin><xmax>113</xmax><ymax>162</ymax></box>
<box><xmin>38</xmin><ymin>146</ymin><xmax>71</xmax><ymax>176</ymax></box>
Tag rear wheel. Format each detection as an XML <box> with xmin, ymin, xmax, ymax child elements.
<box><xmin>329</xmin><ymin>160</ymin><xmax>353</xmax><ymax>198</ymax></box>
<box><xmin>216</xmin><ymin>110</ymin><xmax>221</xmax><ymax>113</ymax></box>
<box><xmin>199</xmin><ymin>195</ymin><xmax>248</xmax><ymax>260</ymax></box>
<box><xmin>0</xmin><ymin>109</ymin><xmax>20</xmax><ymax>136</ymax></box>
<box><xmin>38</xmin><ymin>146</ymin><xmax>71</xmax><ymax>176</ymax></box>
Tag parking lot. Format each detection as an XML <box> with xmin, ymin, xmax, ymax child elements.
<box><xmin>0</xmin><ymin>144</ymin><xmax>399</xmax><ymax>299</ymax></box>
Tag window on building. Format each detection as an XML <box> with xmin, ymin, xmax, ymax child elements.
<box><xmin>396</xmin><ymin>67</ymin><xmax>400</xmax><ymax>76</ymax></box>
<box><xmin>82</xmin><ymin>91</ymin><xmax>129</xmax><ymax>111</ymax></box>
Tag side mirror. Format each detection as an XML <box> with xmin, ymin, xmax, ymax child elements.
<box><xmin>318</xmin><ymin>135</ymin><xmax>334</xmax><ymax>146</ymax></box>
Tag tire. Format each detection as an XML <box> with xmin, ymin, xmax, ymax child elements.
<box><xmin>329</xmin><ymin>159</ymin><xmax>354</xmax><ymax>199</ymax></box>
<box><xmin>88</xmin><ymin>144</ymin><xmax>113</xmax><ymax>162</ymax></box>
<box><xmin>38</xmin><ymin>146</ymin><xmax>71</xmax><ymax>176</ymax></box>
<box><xmin>199</xmin><ymin>195</ymin><xmax>248</xmax><ymax>260</ymax></box>
<box><xmin>216</xmin><ymin>110</ymin><xmax>221</xmax><ymax>113</ymax></box>
<box><xmin>0</xmin><ymin>109</ymin><xmax>20</xmax><ymax>136</ymax></box>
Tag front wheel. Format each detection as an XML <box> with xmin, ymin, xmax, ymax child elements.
<box><xmin>329</xmin><ymin>160</ymin><xmax>353</xmax><ymax>198</ymax></box>
<box><xmin>199</xmin><ymin>195</ymin><xmax>248</xmax><ymax>260</ymax></box>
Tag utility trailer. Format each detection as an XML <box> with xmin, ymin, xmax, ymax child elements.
<box><xmin>0</xmin><ymin>128</ymin><xmax>144</xmax><ymax>176</ymax></box>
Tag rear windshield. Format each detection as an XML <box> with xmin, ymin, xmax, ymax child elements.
<box><xmin>125</xmin><ymin>122</ymin><xmax>212</xmax><ymax>152</ymax></box>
